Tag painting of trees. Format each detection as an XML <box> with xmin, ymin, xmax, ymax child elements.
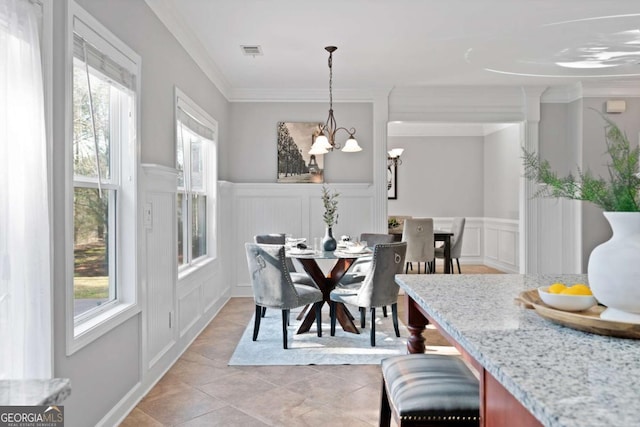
<box><xmin>277</xmin><ymin>122</ymin><xmax>324</xmax><ymax>183</ymax></box>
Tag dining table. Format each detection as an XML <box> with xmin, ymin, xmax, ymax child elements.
<box><xmin>287</xmin><ymin>247</ymin><xmax>372</xmax><ymax>335</ymax></box>
<box><xmin>389</xmin><ymin>228</ymin><xmax>454</xmax><ymax>273</ymax></box>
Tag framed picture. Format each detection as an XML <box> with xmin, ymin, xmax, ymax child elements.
<box><xmin>387</xmin><ymin>164</ymin><xmax>397</xmax><ymax>199</ymax></box>
<box><xmin>277</xmin><ymin>122</ymin><xmax>324</xmax><ymax>183</ymax></box>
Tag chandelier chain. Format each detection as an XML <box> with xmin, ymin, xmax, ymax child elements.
<box><xmin>328</xmin><ymin>51</ymin><xmax>333</xmax><ymax>109</ymax></box>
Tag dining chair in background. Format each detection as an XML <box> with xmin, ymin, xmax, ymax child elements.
<box><xmin>329</xmin><ymin>242</ymin><xmax>407</xmax><ymax>346</ymax></box>
<box><xmin>245</xmin><ymin>243</ymin><xmax>323</xmax><ymax>349</ymax></box>
<box><xmin>401</xmin><ymin>218</ymin><xmax>435</xmax><ymax>274</ymax></box>
<box><xmin>342</xmin><ymin>233</ymin><xmax>396</xmax><ymax>281</ymax></box>
<box><xmin>254</xmin><ymin>234</ymin><xmax>316</xmax><ymax>318</ymax></box>
<box><xmin>435</xmin><ymin>217</ymin><xmax>466</xmax><ymax>274</ymax></box>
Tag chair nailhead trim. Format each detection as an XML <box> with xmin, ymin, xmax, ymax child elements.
<box><xmin>399</xmin><ymin>415</ymin><xmax>480</xmax><ymax>421</ymax></box>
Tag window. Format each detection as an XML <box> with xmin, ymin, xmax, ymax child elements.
<box><xmin>67</xmin><ymin>3</ymin><xmax>140</xmax><ymax>353</ymax></box>
<box><xmin>175</xmin><ymin>88</ymin><xmax>217</xmax><ymax>270</ymax></box>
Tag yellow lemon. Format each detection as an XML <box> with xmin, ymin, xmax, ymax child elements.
<box><xmin>548</xmin><ymin>283</ymin><xmax>567</xmax><ymax>294</ymax></box>
<box><xmin>560</xmin><ymin>284</ymin><xmax>593</xmax><ymax>296</ymax></box>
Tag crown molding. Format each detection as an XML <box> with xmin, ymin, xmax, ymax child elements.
<box><xmin>145</xmin><ymin>0</ymin><xmax>232</xmax><ymax>99</ymax></box>
<box><xmin>387</xmin><ymin>122</ymin><xmax>516</xmax><ymax>137</ymax></box>
<box><xmin>542</xmin><ymin>80</ymin><xmax>640</xmax><ymax>103</ymax></box>
<box><xmin>228</xmin><ymin>88</ymin><xmax>376</xmax><ymax>102</ymax></box>
<box><xmin>581</xmin><ymin>80</ymin><xmax>640</xmax><ymax>98</ymax></box>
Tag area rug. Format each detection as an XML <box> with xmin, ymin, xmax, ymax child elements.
<box><xmin>228</xmin><ymin>305</ymin><xmax>409</xmax><ymax>366</ymax></box>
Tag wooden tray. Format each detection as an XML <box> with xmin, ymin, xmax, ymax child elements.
<box><xmin>517</xmin><ymin>289</ymin><xmax>640</xmax><ymax>339</ymax></box>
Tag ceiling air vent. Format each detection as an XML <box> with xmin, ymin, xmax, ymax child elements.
<box><xmin>241</xmin><ymin>45</ymin><xmax>263</xmax><ymax>57</ymax></box>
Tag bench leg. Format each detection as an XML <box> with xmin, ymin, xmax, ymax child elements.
<box><xmin>379</xmin><ymin>379</ymin><xmax>391</xmax><ymax>427</ymax></box>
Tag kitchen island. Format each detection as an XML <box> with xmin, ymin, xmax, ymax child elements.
<box><xmin>395</xmin><ymin>274</ymin><xmax>640</xmax><ymax>427</ymax></box>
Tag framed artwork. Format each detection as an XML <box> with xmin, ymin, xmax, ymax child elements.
<box><xmin>277</xmin><ymin>122</ymin><xmax>324</xmax><ymax>183</ymax></box>
<box><xmin>387</xmin><ymin>164</ymin><xmax>397</xmax><ymax>199</ymax></box>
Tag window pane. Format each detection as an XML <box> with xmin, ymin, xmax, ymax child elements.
<box><xmin>74</xmin><ymin>187</ymin><xmax>115</xmax><ymax>317</ymax></box>
<box><xmin>177</xmin><ymin>193</ymin><xmax>186</xmax><ymax>266</ymax></box>
<box><xmin>191</xmin><ymin>139</ymin><xmax>204</xmax><ymax>190</ymax></box>
<box><xmin>73</xmin><ymin>61</ymin><xmax>111</xmax><ymax>181</ymax></box>
<box><xmin>192</xmin><ymin>194</ymin><xmax>207</xmax><ymax>259</ymax></box>
<box><xmin>176</xmin><ymin>122</ymin><xmax>184</xmax><ymax>188</ymax></box>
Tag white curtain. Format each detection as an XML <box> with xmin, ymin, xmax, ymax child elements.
<box><xmin>0</xmin><ymin>0</ymin><xmax>51</xmax><ymax>379</ymax></box>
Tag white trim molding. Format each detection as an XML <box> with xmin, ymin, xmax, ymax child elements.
<box><xmin>542</xmin><ymin>81</ymin><xmax>640</xmax><ymax>103</ymax></box>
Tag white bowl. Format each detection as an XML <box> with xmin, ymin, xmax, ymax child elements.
<box><xmin>538</xmin><ymin>286</ymin><xmax>597</xmax><ymax>312</ymax></box>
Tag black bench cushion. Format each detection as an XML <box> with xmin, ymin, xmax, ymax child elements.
<box><xmin>381</xmin><ymin>354</ymin><xmax>480</xmax><ymax>421</ymax></box>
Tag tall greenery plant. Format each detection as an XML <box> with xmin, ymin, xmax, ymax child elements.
<box><xmin>523</xmin><ymin>112</ymin><xmax>640</xmax><ymax>212</ymax></box>
<box><xmin>321</xmin><ymin>185</ymin><xmax>339</xmax><ymax>227</ymax></box>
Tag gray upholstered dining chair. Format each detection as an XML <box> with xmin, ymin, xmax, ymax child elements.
<box><xmin>435</xmin><ymin>217</ymin><xmax>466</xmax><ymax>274</ymax></box>
<box><xmin>339</xmin><ymin>233</ymin><xmax>396</xmax><ymax>317</ymax></box>
<box><xmin>329</xmin><ymin>242</ymin><xmax>407</xmax><ymax>346</ymax></box>
<box><xmin>254</xmin><ymin>233</ymin><xmax>317</xmax><ymax>319</ymax></box>
<box><xmin>401</xmin><ymin>218</ymin><xmax>435</xmax><ymax>274</ymax></box>
<box><xmin>245</xmin><ymin>243</ymin><xmax>323</xmax><ymax>349</ymax></box>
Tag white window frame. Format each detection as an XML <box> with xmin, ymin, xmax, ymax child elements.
<box><xmin>175</xmin><ymin>87</ymin><xmax>218</xmax><ymax>277</ymax></box>
<box><xmin>65</xmin><ymin>1</ymin><xmax>141</xmax><ymax>355</ymax></box>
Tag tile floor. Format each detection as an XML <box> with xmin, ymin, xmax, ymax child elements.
<box><xmin>120</xmin><ymin>263</ymin><xmax>501</xmax><ymax>426</ymax></box>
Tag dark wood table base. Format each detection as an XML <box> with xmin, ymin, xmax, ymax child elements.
<box><xmin>296</xmin><ymin>257</ymin><xmax>359</xmax><ymax>334</ymax></box>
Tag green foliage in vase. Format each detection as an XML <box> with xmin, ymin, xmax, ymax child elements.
<box><xmin>388</xmin><ymin>217</ymin><xmax>400</xmax><ymax>229</ymax></box>
<box><xmin>523</xmin><ymin>112</ymin><xmax>640</xmax><ymax>212</ymax></box>
<box><xmin>321</xmin><ymin>185</ymin><xmax>339</xmax><ymax>227</ymax></box>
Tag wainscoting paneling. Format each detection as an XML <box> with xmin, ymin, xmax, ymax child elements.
<box><xmin>230</xmin><ymin>205</ymin><xmax>520</xmax><ymax>295</ymax></box>
<box><xmin>178</xmin><ymin>285</ymin><xmax>201</xmax><ymax>338</ymax></box>
<box><xmin>142</xmin><ymin>165</ymin><xmax>178</xmax><ymax>370</ymax></box>
<box><xmin>232</xmin><ymin>183</ymin><xmax>375</xmax><ymax>295</ymax></box>
<box><xmin>145</xmin><ymin>191</ymin><xmax>176</xmax><ymax>368</ymax></box>
<box><xmin>484</xmin><ymin>218</ymin><xmax>519</xmax><ymax>273</ymax></box>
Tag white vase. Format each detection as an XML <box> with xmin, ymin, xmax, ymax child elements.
<box><xmin>587</xmin><ymin>212</ymin><xmax>640</xmax><ymax>324</ymax></box>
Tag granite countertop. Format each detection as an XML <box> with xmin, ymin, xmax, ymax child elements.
<box><xmin>395</xmin><ymin>274</ymin><xmax>640</xmax><ymax>427</ymax></box>
<box><xmin>0</xmin><ymin>379</ymin><xmax>71</xmax><ymax>405</ymax></box>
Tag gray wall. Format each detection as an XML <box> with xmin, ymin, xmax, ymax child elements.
<box><xmin>539</xmin><ymin>103</ymin><xmax>573</xmax><ymax>175</ymax></box>
<box><xmin>387</xmin><ymin>136</ymin><xmax>485</xmax><ymax>217</ymax></box>
<box><xmin>51</xmin><ymin>1</ymin><xmax>229</xmax><ymax>426</ymax></box>
<box><xmin>483</xmin><ymin>126</ymin><xmax>520</xmax><ymax>219</ymax></box>
<box><xmin>227</xmin><ymin>102</ymin><xmax>373</xmax><ymax>182</ymax></box>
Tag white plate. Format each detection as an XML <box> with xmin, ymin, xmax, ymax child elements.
<box><xmin>288</xmin><ymin>249</ymin><xmax>315</xmax><ymax>255</ymax></box>
<box><xmin>335</xmin><ymin>249</ymin><xmax>371</xmax><ymax>256</ymax></box>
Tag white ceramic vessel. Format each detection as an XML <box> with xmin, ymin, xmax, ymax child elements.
<box><xmin>587</xmin><ymin>212</ymin><xmax>640</xmax><ymax>324</ymax></box>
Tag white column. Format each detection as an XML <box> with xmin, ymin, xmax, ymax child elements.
<box><xmin>520</xmin><ymin>87</ymin><xmax>546</xmax><ymax>273</ymax></box>
<box><xmin>373</xmin><ymin>89</ymin><xmax>391</xmax><ymax>232</ymax></box>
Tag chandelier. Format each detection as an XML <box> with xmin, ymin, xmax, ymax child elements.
<box><xmin>309</xmin><ymin>46</ymin><xmax>362</xmax><ymax>155</ymax></box>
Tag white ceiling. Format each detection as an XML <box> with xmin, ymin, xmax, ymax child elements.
<box><xmin>148</xmin><ymin>0</ymin><xmax>640</xmax><ymax>97</ymax></box>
